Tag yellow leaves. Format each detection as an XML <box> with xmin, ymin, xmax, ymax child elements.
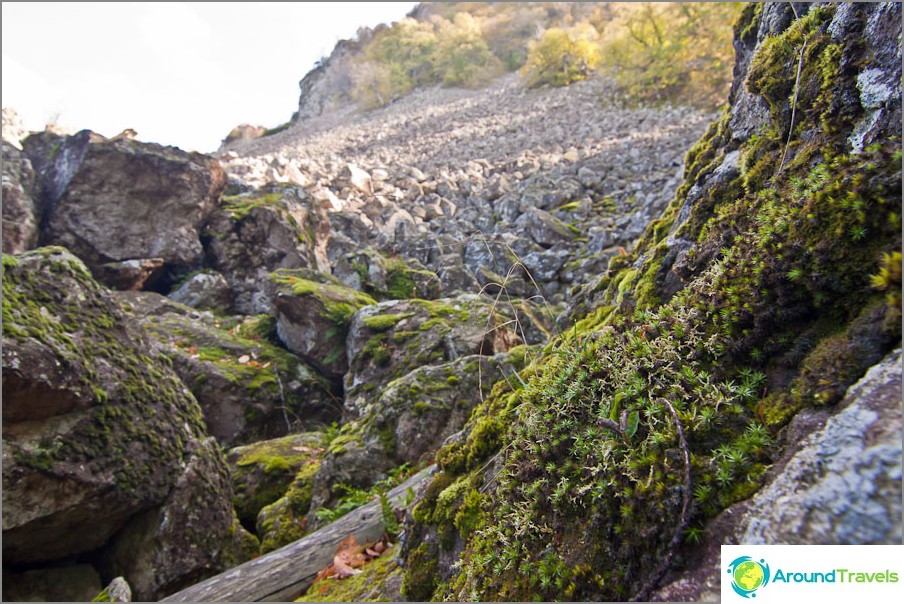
<box><xmin>521</xmin><ymin>24</ymin><xmax>602</xmax><ymax>88</ymax></box>
<box><xmin>313</xmin><ymin>535</ymin><xmax>390</xmax><ymax>582</ymax></box>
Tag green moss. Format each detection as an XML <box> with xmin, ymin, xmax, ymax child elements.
<box><xmin>271</xmin><ymin>270</ymin><xmax>376</xmax><ymax>326</ymax></box>
<box><xmin>296</xmin><ymin>543</ymin><xmax>401</xmax><ymax>602</ymax></box>
<box><xmin>401</xmin><ymin>542</ymin><xmax>439</xmax><ymax>601</ymax></box>
<box><xmin>363</xmin><ymin>312</ymin><xmax>414</xmax><ymax>332</ymax></box>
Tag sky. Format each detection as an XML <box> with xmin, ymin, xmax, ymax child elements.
<box><xmin>1</xmin><ymin>2</ymin><xmax>418</xmax><ymax>153</ymax></box>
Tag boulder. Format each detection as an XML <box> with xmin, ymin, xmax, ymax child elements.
<box><xmin>98</xmin><ymin>437</ymin><xmax>257</xmax><ymax>601</ymax></box>
<box><xmin>343</xmin><ymin>295</ymin><xmax>521</xmax><ymax>416</ymax></box>
<box><xmin>168</xmin><ymin>270</ymin><xmax>233</xmax><ymax>311</ymax></box>
<box><xmin>21</xmin><ymin>131</ymin><xmax>225</xmax><ymax>290</ymax></box>
<box><xmin>737</xmin><ymin>347</ymin><xmax>903</xmax><ymax>545</ymax></box>
<box><xmin>203</xmin><ymin>184</ymin><xmax>326</xmax><ymax>314</ymax></box>
<box><xmin>1</xmin><ymin>247</ymin><xmax>248</xmax><ymax>599</ymax></box>
<box><xmin>271</xmin><ymin>268</ymin><xmax>377</xmax><ymax>380</ymax></box>
<box><xmin>117</xmin><ymin>291</ymin><xmax>339</xmax><ymax>447</ymax></box>
<box><xmin>1</xmin><ymin>141</ymin><xmax>39</xmax><ymax>254</ymax></box>
<box><xmin>226</xmin><ymin>432</ymin><xmax>325</xmax><ymax>533</ymax></box>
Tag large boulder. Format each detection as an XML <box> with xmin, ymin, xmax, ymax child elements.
<box><xmin>21</xmin><ymin>131</ymin><xmax>225</xmax><ymax>290</ymax></box>
<box><xmin>271</xmin><ymin>268</ymin><xmax>377</xmax><ymax>381</ymax></box>
<box><xmin>203</xmin><ymin>184</ymin><xmax>329</xmax><ymax>314</ymax></box>
<box><xmin>1</xmin><ymin>141</ymin><xmax>39</xmax><ymax>254</ymax></box>
<box><xmin>116</xmin><ymin>291</ymin><xmax>339</xmax><ymax>447</ymax></box>
<box><xmin>1</xmin><ymin>247</ymin><xmax>250</xmax><ymax>600</ymax></box>
<box><xmin>343</xmin><ymin>295</ymin><xmax>522</xmax><ymax>416</ymax></box>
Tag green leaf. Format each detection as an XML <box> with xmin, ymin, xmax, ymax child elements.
<box><xmin>625</xmin><ymin>411</ymin><xmax>640</xmax><ymax>439</ymax></box>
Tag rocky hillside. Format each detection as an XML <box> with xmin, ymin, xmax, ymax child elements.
<box><xmin>2</xmin><ymin>2</ymin><xmax>901</xmax><ymax>602</ymax></box>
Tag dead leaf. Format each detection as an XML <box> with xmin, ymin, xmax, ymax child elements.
<box><xmin>365</xmin><ymin>547</ymin><xmax>381</xmax><ymax>558</ymax></box>
<box><xmin>237</xmin><ymin>354</ymin><xmax>251</xmax><ymax>364</ymax></box>
<box><xmin>332</xmin><ymin>535</ymin><xmax>368</xmax><ymax>580</ymax></box>
<box><xmin>618</xmin><ymin>246</ymin><xmax>629</xmax><ymax>256</ymax></box>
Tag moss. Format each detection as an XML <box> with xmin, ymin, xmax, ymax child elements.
<box><xmin>271</xmin><ymin>270</ymin><xmax>376</xmax><ymax>326</ymax></box>
<box><xmin>297</xmin><ymin>543</ymin><xmax>401</xmax><ymax>602</ymax></box>
<box><xmin>3</xmin><ymin>247</ymin><xmax>209</xmax><ymax>494</ymax></box>
<box><xmin>363</xmin><ymin>312</ymin><xmax>414</xmax><ymax>332</ymax></box>
<box><xmin>401</xmin><ymin>542</ymin><xmax>439</xmax><ymax>601</ymax></box>
<box><xmin>220</xmin><ymin>192</ymin><xmax>284</xmax><ymax>221</ymax></box>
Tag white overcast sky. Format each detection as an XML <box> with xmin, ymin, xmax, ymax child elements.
<box><xmin>2</xmin><ymin>2</ymin><xmax>418</xmax><ymax>153</ymax></box>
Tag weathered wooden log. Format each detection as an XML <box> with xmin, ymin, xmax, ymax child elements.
<box><xmin>161</xmin><ymin>465</ymin><xmax>434</xmax><ymax>602</ymax></box>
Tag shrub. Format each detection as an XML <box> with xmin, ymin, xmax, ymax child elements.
<box><xmin>521</xmin><ymin>24</ymin><xmax>602</xmax><ymax>88</ymax></box>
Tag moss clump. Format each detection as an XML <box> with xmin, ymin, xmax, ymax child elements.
<box><xmin>257</xmin><ymin>460</ymin><xmax>322</xmax><ymax>553</ymax></box>
<box><xmin>363</xmin><ymin>312</ymin><xmax>414</xmax><ymax>332</ymax></box>
<box><xmin>272</xmin><ymin>270</ymin><xmax>376</xmax><ymax>326</ymax></box>
<box><xmin>296</xmin><ymin>543</ymin><xmax>402</xmax><ymax>602</ymax></box>
<box><xmin>401</xmin><ymin>542</ymin><xmax>439</xmax><ymax>602</ymax></box>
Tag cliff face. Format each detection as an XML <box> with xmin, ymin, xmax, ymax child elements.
<box><xmin>401</xmin><ymin>3</ymin><xmax>902</xmax><ymax>601</ymax></box>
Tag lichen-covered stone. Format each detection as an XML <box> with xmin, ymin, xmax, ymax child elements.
<box><xmin>344</xmin><ymin>295</ymin><xmax>522</xmax><ymax>416</ymax></box>
<box><xmin>271</xmin><ymin>268</ymin><xmax>377</xmax><ymax>380</ymax></box>
<box><xmin>226</xmin><ymin>432</ymin><xmax>325</xmax><ymax>531</ymax></box>
<box><xmin>738</xmin><ymin>347</ymin><xmax>902</xmax><ymax>544</ymax></box>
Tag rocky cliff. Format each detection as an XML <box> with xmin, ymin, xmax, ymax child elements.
<box><xmin>1</xmin><ymin>2</ymin><xmax>900</xmax><ymax>602</ymax></box>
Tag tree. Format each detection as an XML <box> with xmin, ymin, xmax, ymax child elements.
<box><xmin>520</xmin><ymin>24</ymin><xmax>602</xmax><ymax>88</ymax></box>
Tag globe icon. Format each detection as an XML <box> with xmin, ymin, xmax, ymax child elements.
<box><xmin>733</xmin><ymin>560</ymin><xmax>765</xmax><ymax>592</ymax></box>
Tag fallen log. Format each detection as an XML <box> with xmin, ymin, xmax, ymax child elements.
<box><xmin>161</xmin><ymin>465</ymin><xmax>434</xmax><ymax>602</ymax></box>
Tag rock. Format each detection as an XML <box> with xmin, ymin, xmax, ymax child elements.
<box><xmin>220</xmin><ymin>124</ymin><xmax>267</xmax><ymax>151</ymax></box>
<box><xmin>168</xmin><ymin>270</ymin><xmax>233</xmax><ymax>311</ymax></box>
<box><xmin>342</xmin><ymin>163</ymin><xmax>373</xmax><ymax>195</ymax></box>
<box><xmin>94</xmin><ymin>257</ymin><xmax>166</xmax><ymax>291</ymax></box>
<box><xmin>271</xmin><ymin>268</ymin><xmax>377</xmax><ymax>380</ymax></box>
<box><xmin>343</xmin><ymin>295</ymin><xmax>521</xmax><ymax>416</ymax></box>
<box><xmin>255</xmin><ymin>451</ymin><xmax>323</xmax><ymax>553</ymax></box>
<box><xmin>226</xmin><ymin>432</ymin><xmax>325</xmax><ymax>533</ymax></box>
<box><xmin>737</xmin><ymin>347</ymin><xmax>902</xmax><ymax>545</ymax></box>
<box><xmin>1</xmin><ymin>247</ymin><xmax>244</xmax><ymax>600</ymax></box>
<box><xmin>204</xmin><ymin>184</ymin><xmax>325</xmax><ymax>314</ymax></box>
<box><xmin>22</xmin><ymin>131</ymin><xmax>225</xmax><ymax>290</ymax></box>
<box><xmin>1</xmin><ymin>141</ymin><xmax>39</xmax><ymax>254</ymax></box>
<box><xmin>98</xmin><ymin>438</ymin><xmax>257</xmax><ymax>601</ymax></box>
<box><xmin>514</xmin><ymin>208</ymin><xmax>579</xmax><ymax>249</ymax></box>
<box><xmin>2</xmin><ymin>107</ymin><xmax>28</xmax><ymax>148</ymax></box>
<box><xmin>99</xmin><ymin>577</ymin><xmax>133</xmax><ymax>602</ymax></box>
<box><xmin>117</xmin><ymin>291</ymin><xmax>339</xmax><ymax>447</ymax></box>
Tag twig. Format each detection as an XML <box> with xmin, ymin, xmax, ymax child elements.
<box><xmin>778</xmin><ymin>4</ymin><xmax>808</xmax><ymax>174</ymax></box>
<box><xmin>629</xmin><ymin>397</ymin><xmax>692</xmax><ymax>602</ymax></box>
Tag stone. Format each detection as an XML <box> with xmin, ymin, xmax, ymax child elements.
<box><xmin>204</xmin><ymin>184</ymin><xmax>325</xmax><ymax>314</ymax></box>
<box><xmin>22</xmin><ymin>131</ymin><xmax>225</xmax><ymax>290</ymax></box>
<box><xmin>98</xmin><ymin>438</ymin><xmax>257</xmax><ymax>601</ymax></box>
<box><xmin>2</xmin><ymin>247</ymin><xmax>245</xmax><ymax>600</ymax></box>
<box><xmin>117</xmin><ymin>291</ymin><xmax>339</xmax><ymax>447</ymax></box>
<box><xmin>343</xmin><ymin>295</ymin><xmax>521</xmax><ymax>416</ymax></box>
<box><xmin>271</xmin><ymin>268</ymin><xmax>377</xmax><ymax>381</ymax></box>
<box><xmin>737</xmin><ymin>347</ymin><xmax>902</xmax><ymax>545</ymax></box>
<box><xmin>1</xmin><ymin>141</ymin><xmax>39</xmax><ymax>254</ymax></box>
<box><xmin>343</xmin><ymin>163</ymin><xmax>373</xmax><ymax>195</ymax></box>
<box><xmin>226</xmin><ymin>432</ymin><xmax>325</xmax><ymax>532</ymax></box>
<box><xmin>168</xmin><ymin>270</ymin><xmax>233</xmax><ymax>311</ymax></box>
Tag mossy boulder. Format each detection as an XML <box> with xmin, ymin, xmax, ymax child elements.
<box><xmin>21</xmin><ymin>131</ymin><xmax>226</xmax><ymax>291</ymax></box>
<box><xmin>344</xmin><ymin>295</ymin><xmax>522</xmax><ymax>416</ymax></box>
<box><xmin>117</xmin><ymin>291</ymin><xmax>339</xmax><ymax>447</ymax></box>
<box><xmin>271</xmin><ymin>268</ymin><xmax>377</xmax><ymax>380</ymax></box>
<box><xmin>1</xmin><ymin>247</ymin><xmax>249</xmax><ymax>600</ymax></box>
<box><xmin>203</xmin><ymin>184</ymin><xmax>329</xmax><ymax>314</ymax></box>
<box><xmin>333</xmin><ymin>249</ymin><xmax>442</xmax><ymax>301</ymax></box>
<box><xmin>226</xmin><ymin>432</ymin><xmax>324</xmax><ymax>533</ymax></box>
<box><xmin>255</xmin><ymin>459</ymin><xmax>322</xmax><ymax>553</ymax></box>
